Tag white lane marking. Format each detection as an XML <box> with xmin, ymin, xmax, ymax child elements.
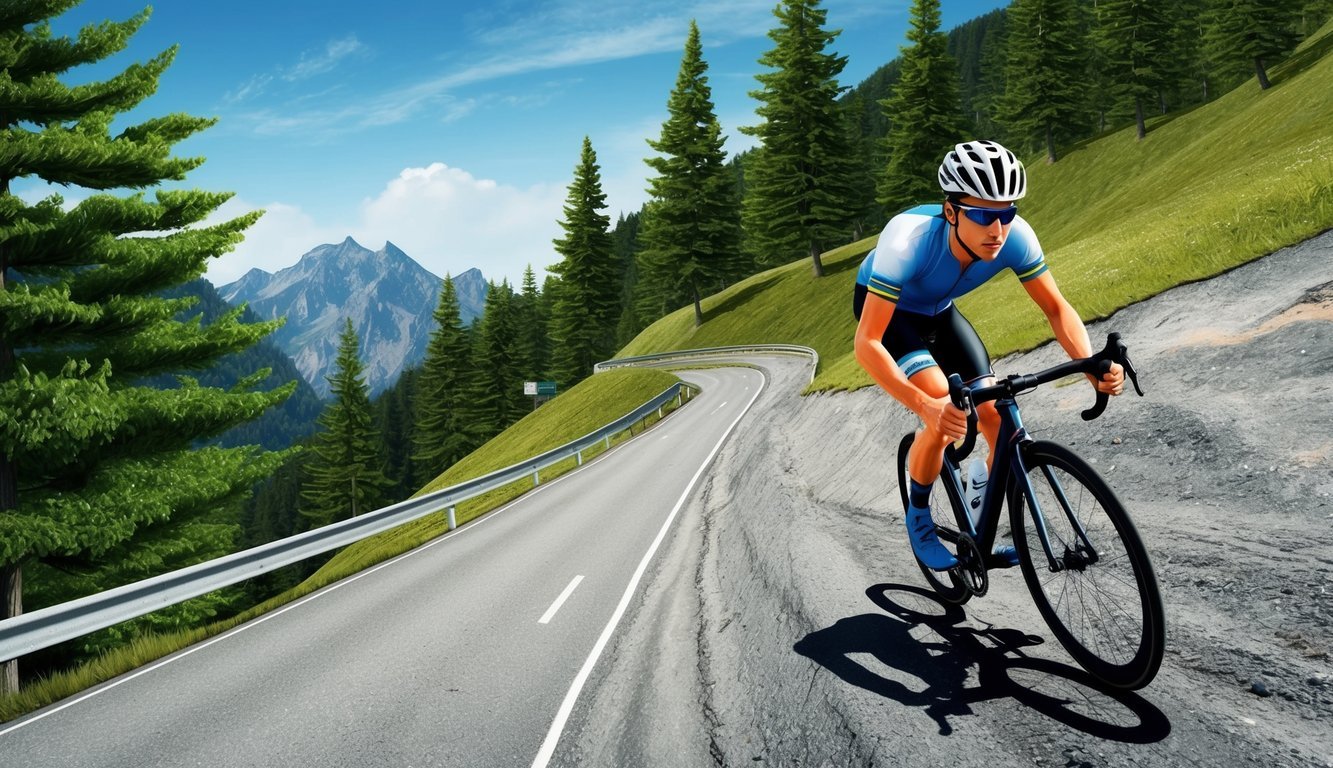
<box><xmin>538</xmin><ymin>576</ymin><xmax>585</xmax><ymax>625</ymax></box>
<box><xmin>531</xmin><ymin>368</ymin><xmax>765</xmax><ymax>768</ymax></box>
<box><xmin>709</xmin><ymin>401</ymin><xmax>728</xmax><ymax>415</ymax></box>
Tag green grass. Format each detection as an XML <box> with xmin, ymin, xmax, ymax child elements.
<box><xmin>625</xmin><ymin>19</ymin><xmax>1333</xmax><ymax>393</ymax></box>
<box><xmin>0</xmin><ymin>367</ymin><xmax>684</xmax><ymax>723</ymax></box>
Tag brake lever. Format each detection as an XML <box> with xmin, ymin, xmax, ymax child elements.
<box><xmin>1081</xmin><ymin>332</ymin><xmax>1145</xmax><ymax>420</ymax></box>
<box><xmin>947</xmin><ymin>373</ymin><xmax>979</xmax><ymax>460</ymax></box>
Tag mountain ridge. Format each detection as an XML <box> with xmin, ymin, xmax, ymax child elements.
<box><xmin>219</xmin><ymin>238</ymin><xmax>489</xmax><ymax>397</ymax></box>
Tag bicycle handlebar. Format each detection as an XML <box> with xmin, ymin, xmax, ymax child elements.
<box><xmin>947</xmin><ymin>332</ymin><xmax>1144</xmax><ymax>461</ymax></box>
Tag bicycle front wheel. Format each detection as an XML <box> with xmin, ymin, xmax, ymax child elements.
<box><xmin>897</xmin><ymin>432</ymin><xmax>971</xmax><ymax>605</ymax></box>
<box><xmin>1008</xmin><ymin>440</ymin><xmax>1165</xmax><ymax>690</ymax></box>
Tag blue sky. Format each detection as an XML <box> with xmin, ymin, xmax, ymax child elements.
<box><xmin>25</xmin><ymin>0</ymin><xmax>1010</xmax><ymax>288</ymax></box>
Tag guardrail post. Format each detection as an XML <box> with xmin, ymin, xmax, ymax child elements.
<box><xmin>604</xmin><ymin>435</ymin><xmax>610</xmax><ymax>450</ymax></box>
<box><xmin>657</xmin><ymin>406</ymin><xmax>663</xmax><ymax>419</ymax></box>
<box><xmin>448</xmin><ymin>506</ymin><xmax>457</xmax><ymax>531</ymax></box>
<box><xmin>533</xmin><ymin>470</ymin><xmax>540</xmax><ymax>487</ymax></box>
<box><xmin>577</xmin><ymin>450</ymin><xmax>583</xmax><ymax>466</ymax></box>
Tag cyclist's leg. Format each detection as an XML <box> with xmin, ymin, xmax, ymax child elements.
<box><xmin>930</xmin><ymin>304</ymin><xmax>1000</xmax><ymax>466</ymax></box>
<box><xmin>927</xmin><ymin>306</ymin><xmax>1018</xmax><ymax>565</ymax></box>
<box><xmin>885</xmin><ymin>310</ymin><xmax>958</xmax><ymax>570</ymax></box>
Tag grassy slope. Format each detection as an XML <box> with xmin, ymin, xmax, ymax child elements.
<box><xmin>313</xmin><ymin>366</ymin><xmax>684</xmax><ymax>579</ymax></box>
<box><xmin>623</xmin><ymin>20</ymin><xmax>1333</xmax><ymax>393</ymax></box>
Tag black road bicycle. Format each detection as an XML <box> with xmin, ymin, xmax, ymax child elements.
<box><xmin>895</xmin><ymin>333</ymin><xmax>1165</xmax><ymax>690</ymax></box>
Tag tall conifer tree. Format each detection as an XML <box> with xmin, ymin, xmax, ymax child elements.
<box><xmin>1094</xmin><ymin>0</ymin><xmax>1171</xmax><ymax>139</ymax></box>
<box><xmin>467</xmin><ymin>280</ymin><xmax>524</xmax><ymax>441</ymax></box>
<box><xmin>878</xmin><ymin>0</ymin><xmax>967</xmax><ymax>210</ymax></box>
<box><xmin>640</xmin><ymin>21</ymin><xmax>740</xmax><ymax>327</ymax></box>
<box><xmin>741</xmin><ymin>0</ymin><xmax>857</xmax><ymax>277</ymax></box>
<box><xmin>414</xmin><ymin>276</ymin><xmax>475</xmax><ymax>476</ymax></box>
<box><xmin>549</xmin><ymin>138</ymin><xmax>619</xmax><ymax>386</ymax></box>
<box><xmin>997</xmin><ymin>0</ymin><xmax>1087</xmax><ymax>163</ymax></box>
<box><xmin>300</xmin><ymin>320</ymin><xmax>390</xmax><ymax>527</ymax></box>
<box><xmin>1206</xmin><ymin>0</ymin><xmax>1303</xmax><ymax>90</ymax></box>
<box><xmin>0</xmin><ymin>3</ymin><xmax>291</xmax><ymax>692</ymax></box>
<box><xmin>514</xmin><ymin>265</ymin><xmax>549</xmax><ymax>382</ymax></box>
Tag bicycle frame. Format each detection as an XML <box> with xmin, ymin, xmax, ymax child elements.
<box><xmin>942</xmin><ymin>396</ymin><xmax>1096</xmax><ymax>574</ymax></box>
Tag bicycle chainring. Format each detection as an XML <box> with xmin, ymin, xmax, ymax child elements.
<box><xmin>953</xmin><ymin>533</ymin><xmax>989</xmax><ymax>597</ymax></box>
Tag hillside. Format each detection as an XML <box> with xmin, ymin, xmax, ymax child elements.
<box><xmin>621</xmin><ymin>18</ymin><xmax>1333</xmax><ymax>393</ymax></box>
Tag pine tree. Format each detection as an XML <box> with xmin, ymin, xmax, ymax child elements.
<box><xmin>514</xmin><ymin>265</ymin><xmax>549</xmax><ymax>382</ymax></box>
<box><xmin>639</xmin><ymin>21</ymin><xmax>742</xmax><ymax>327</ymax></box>
<box><xmin>414</xmin><ymin>276</ymin><xmax>476</xmax><ymax>477</ymax></box>
<box><xmin>996</xmin><ymin>0</ymin><xmax>1087</xmax><ymax>163</ymax></box>
<box><xmin>741</xmin><ymin>0</ymin><xmax>858</xmax><ymax>277</ymax></box>
<box><xmin>549</xmin><ymin>137</ymin><xmax>619</xmax><ymax>387</ymax></box>
<box><xmin>466</xmin><ymin>280</ymin><xmax>525</xmax><ymax>441</ymax></box>
<box><xmin>300</xmin><ymin>320</ymin><xmax>390</xmax><ymax>527</ymax></box>
<box><xmin>1094</xmin><ymin>0</ymin><xmax>1172</xmax><ymax>139</ymax></box>
<box><xmin>1206</xmin><ymin>0</ymin><xmax>1303</xmax><ymax>90</ymax></box>
<box><xmin>878</xmin><ymin>0</ymin><xmax>967</xmax><ymax>210</ymax></box>
<box><xmin>0</xmin><ymin>3</ymin><xmax>292</xmax><ymax>692</ymax></box>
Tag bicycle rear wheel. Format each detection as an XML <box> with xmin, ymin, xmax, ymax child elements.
<box><xmin>1008</xmin><ymin>440</ymin><xmax>1165</xmax><ymax>690</ymax></box>
<box><xmin>896</xmin><ymin>432</ymin><xmax>971</xmax><ymax>605</ymax></box>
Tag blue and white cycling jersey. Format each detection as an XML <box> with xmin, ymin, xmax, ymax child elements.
<box><xmin>856</xmin><ymin>204</ymin><xmax>1048</xmax><ymax>316</ymax></box>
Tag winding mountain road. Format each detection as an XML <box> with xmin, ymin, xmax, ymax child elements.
<box><xmin>0</xmin><ymin>366</ymin><xmax>768</xmax><ymax>768</ymax></box>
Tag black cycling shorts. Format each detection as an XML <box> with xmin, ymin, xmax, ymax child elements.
<box><xmin>853</xmin><ymin>283</ymin><xmax>993</xmax><ymax>383</ymax></box>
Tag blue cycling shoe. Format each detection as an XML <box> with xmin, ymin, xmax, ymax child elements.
<box><xmin>905</xmin><ymin>503</ymin><xmax>958</xmax><ymax>571</ymax></box>
<box><xmin>989</xmin><ymin>544</ymin><xmax>1020</xmax><ymax>568</ymax></box>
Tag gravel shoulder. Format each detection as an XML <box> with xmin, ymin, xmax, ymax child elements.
<box><xmin>555</xmin><ymin>230</ymin><xmax>1333</xmax><ymax>768</ymax></box>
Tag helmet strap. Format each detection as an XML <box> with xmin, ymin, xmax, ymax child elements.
<box><xmin>946</xmin><ymin>203</ymin><xmax>984</xmax><ymax>264</ymax></box>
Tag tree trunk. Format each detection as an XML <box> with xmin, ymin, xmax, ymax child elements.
<box><xmin>1256</xmin><ymin>57</ymin><xmax>1271</xmax><ymax>90</ymax></box>
<box><xmin>0</xmin><ymin>176</ymin><xmax>20</xmax><ymax>697</ymax></box>
<box><xmin>692</xmin><ymin>283</ymin><xmax>703</xmax><ymax>328</ymax></box>
<box><xmin>1</xmin><ymin>563</ymin><xmax>20</xmax><ymax>696</ymax></box>
<box><xmin>809</xmin><ymin>240</ymin><xmax>825</xmax><ymax>278</ymax></box>
<box><xmin>1135</xmin><ymin>98</ymin><xmax>1146</xmax><ymax>140</ymax></box>
<box><xmin>1046</xmin><ymin>123</ymin><xmax>1058</xmax><ymax>164</ymax></box>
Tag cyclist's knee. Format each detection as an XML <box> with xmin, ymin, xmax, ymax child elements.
<box><xmin>916</xmin><ymin>424</ymin><xmax>955</xmax><ymax>450</ymax></box>
<box><xmin>977</xmin><ymin>400</ymin><xmax>1000</xmax><ymax>429</ymax></box>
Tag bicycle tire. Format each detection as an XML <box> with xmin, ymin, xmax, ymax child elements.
<box><xmin>896</xmin><ymin>432</ymin><xmax>971</xmax><ymax>605</ymax></box>
<box><xmin>1007</xmin><ymin>440</ymin><xmax>1165</xmax><ymax>690</ymax></box>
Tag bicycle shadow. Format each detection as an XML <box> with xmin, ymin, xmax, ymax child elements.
<box><xmin>792</xmin><ymin>584</ymin><xmax>1171</xmax><ymax>742</ymax></box>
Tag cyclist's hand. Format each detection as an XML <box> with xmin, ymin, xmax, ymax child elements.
<box><xmin>1092</xmin><ymin>362</ymin><xmax>1125</xmax><ymax>396</ymax></box>
<box><xmin>921</xmin><ymin>396</ymin><xmax>969</xmax><ymax>440</ymax></box>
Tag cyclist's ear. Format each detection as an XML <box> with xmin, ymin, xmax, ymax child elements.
<box><xmin>942</xmin><ymin>199</ymin><xmax>957</xmax><ymax>226</ymax></box>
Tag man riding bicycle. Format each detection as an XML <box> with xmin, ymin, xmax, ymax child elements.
<box><xmin>853</xmin><ymin>140</ymin><xmax>1125</xmax><ymax>571</ymax></box>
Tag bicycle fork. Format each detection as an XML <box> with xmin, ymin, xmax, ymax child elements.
<box><xmin>1010</xmin><ymin>436</ymin><xmax>1101</xmax><ymax>574</ymax></box>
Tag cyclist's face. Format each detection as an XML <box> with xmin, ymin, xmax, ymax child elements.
<box><xmin>946</xmin><ymin>195</ymin><xmax>1013</xmax><ymax>260</ymax></box>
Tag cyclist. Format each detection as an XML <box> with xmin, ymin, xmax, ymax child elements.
<box><xmin>853</xmin><ymin>140</ymin><xmax>1124</xmax><ymax>571</ymax></box>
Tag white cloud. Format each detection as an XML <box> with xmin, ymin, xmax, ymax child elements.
<box><xmin>357</xmin><ymin>163</ymin><xmax>567</xmax><ymax>285</ymax></box>
<box><xmin>205</xmin><ymin>164</ymin><xmax>567</xmax><ymax>290</ymax></box>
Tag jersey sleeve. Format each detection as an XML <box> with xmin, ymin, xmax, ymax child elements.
<box><xmin>1006</xmin><ymin>216</ymin><xmax>1048</xmax><ymax>283</ymax></box>
<box><xmin>863</xmin><ymin>215</ymin><xmax>927</xmax><ymax>304</ymax></box>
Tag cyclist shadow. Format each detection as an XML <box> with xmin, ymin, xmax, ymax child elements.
<box><xmin>792</xmin><ymin>584</ymin><xmax>1171</xmax><ymax>742</ymax></box>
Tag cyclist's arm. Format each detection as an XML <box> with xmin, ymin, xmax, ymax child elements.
<box><xmin>854</xmin><ymin>293</ymin><xmax>967</xmax><ymax>438</ymax></box>
<box><xmin>1022</xmin><ymin>272</ymin><xmax>1123</xmax><ymax>394</ymax></box>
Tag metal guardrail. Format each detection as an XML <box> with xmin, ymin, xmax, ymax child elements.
<box><xmin>0</xmin><ymin>382</ymin><xmax>696</xmax><ymax>664</ymax></box>
<box><xmin>594</xmin><ymin>344</ymin><xmax>819</xmax><ymax>385</ymax></box>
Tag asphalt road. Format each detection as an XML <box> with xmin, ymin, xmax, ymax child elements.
<box><xmin>0</xmin><ymin>366</ymin><xmax>768</xmax><ymax>768</ymax></box>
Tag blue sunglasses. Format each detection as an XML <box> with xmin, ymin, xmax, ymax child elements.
<box><xmin>948</xmin><ymin>201</ymin><xmax>1018</xmax><ymax>226</ymax></box>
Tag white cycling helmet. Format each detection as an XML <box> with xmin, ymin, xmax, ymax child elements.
<box><xmin>938</xmin><ymin>140</ymin><xmax>1026</xmax><ymax>202</ymax></box>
